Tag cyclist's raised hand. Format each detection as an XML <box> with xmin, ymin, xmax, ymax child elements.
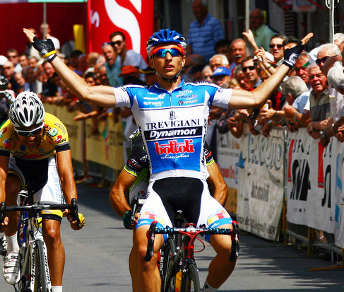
<box><xmin>68</xmin><ymin>213</ymin><xmax>85</xmax><ymax>230</ymax></box>
<box><xmin>23</xmin><ymin>28</ymin><xmax>57</xmax><ymax>62</ymax></box>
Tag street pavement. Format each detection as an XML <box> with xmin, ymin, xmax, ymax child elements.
<box><xmin>0</xmin><ymin>182</ymin><xmax>344</xmax><ymax>291</ymax></box>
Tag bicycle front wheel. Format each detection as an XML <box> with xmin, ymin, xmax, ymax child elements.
<box><xmin>181</xmin><ymin>263</ymin><xmax>200</xmax><ymax>292</ymax></box>
<box><xmin>34</xmin><ymin>240</ymin><xmax>49</xmax><ymax>292</ymax></box>
<box><xmin>161</xmin><ymin>238</ymin><xmax>177</xmax><ymax>292</ymax></box>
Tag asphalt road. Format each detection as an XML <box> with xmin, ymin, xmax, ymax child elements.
<box><xmin>0</xmin><ymin>182</ymin><xmax>344</xmax><ymax>291</ymax></box>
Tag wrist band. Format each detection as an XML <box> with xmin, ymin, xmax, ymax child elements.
<box><xmin>266</xmin><ymin>64</ymin><xmax>272</xmax><ymax>70</ymax></box>
<box><xmin>43</xmin><ymin>50</ymin><xmax>57</xmax><ymax>59</ymax></box>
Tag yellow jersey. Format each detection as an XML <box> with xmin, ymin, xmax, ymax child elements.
<box><xmin>0</xmin><ymin>112</ymin><xmax>70</xmax><ymax>160</ymax></box>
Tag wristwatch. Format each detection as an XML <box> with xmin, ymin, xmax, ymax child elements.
<box><xmin>332</xmin><ymin>123</ymin><xmax>338</xmax><ymax>133</ymax></box>
<box><xmin>310</xmin><ymin>122</ymin><xmax>314</xmax><ymax>132</ymax></box>
<box><xmin>320</xmin><ymin>130</ymin><xmax>327</xmax><ymax>140</ymax></box>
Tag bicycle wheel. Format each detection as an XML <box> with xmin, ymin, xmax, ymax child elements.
<box><xmin>16</xmin><ymin>246</ymin><xmax>29</xmax><ymax>292</ymax></box>
<box><xmin>34</xmin><ymin>240</ymin><xmax>49</xmax><ymax>292</ymax></box>
<box><xmin>161</xmin><ymin>238</ymin><xmax>178</xmax><ymax>292</ymax></box>
<box><xmin>181</xmin><ymin>263</ymin><xmax>200</xmax><ymax>292</ymax></box>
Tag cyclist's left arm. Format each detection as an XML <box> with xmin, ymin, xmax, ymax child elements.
<box><xmin>207</xmin><ymin>161</ymin><xmax>227</xmax><ymax>206</ymax></box>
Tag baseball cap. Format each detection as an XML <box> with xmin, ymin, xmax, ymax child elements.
<box><xmin>0</xmin><ymin>55</ymin><xmax>8</xmax><ymax>66</ymax></box>
<box><xmin>138</xmin><ymin>66</ymin><xmax>154</xmax><ymax>74</ymax></box>
<box><xmin>211</xmin><ymin>67</ymin><xmax>231</xmax><ymax>78</ymax></box>
<box><xmin>119</xmin><ymin>65</ymin><xmax>138</xmax><ymax>77</ymax></box>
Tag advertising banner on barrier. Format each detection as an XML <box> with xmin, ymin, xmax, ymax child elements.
<box><xmin>332</xmin><ymin>140</ymin><xmax>344</xmax><ymax>248</ymax></box>
<box><xmin>217</xmin><ymin>131</ymin><xmax>240</xmax><ymax>214</ymax></box>
<box><xmin>237</xmin><ymin>127</ymin><xmax>285</xmax><ymax>241</ymax></box>
<box><xmin>85</xmin><ymin>114</ymin><xmax>123</xmax><ymax>171</ymax></box>
<box><xmin>287</xmin><ymin>129</ymin><xmax>334</xmax><ymax>234</ymax></box>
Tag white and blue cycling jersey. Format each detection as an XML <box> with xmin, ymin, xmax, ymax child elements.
<box><xmin>114</xmin><ymin>80</ymin><xmax>232</xmax><ymax>182</ymax></box>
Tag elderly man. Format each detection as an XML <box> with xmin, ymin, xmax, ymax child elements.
<box><xmin>249</xmin><ymin>8</ymin><xmax>275</xmax><ymax>51</ymax></box>
<box><xmin>228</xmin><ymin>39</ymin><xmax>246</xmax><ymax>72</ymax></box>
<box><xmin>233</xmin><ymin>65</ymin><xmax>252</xmax><ymax>91</ymax></box>
<box><xmin>186</xmin><ymin>0</ymin><xmax>224</xmax><ymax>62</ymax></box>
<box><xmin>210</xmin><ymin>54</ymin><xmax>229</xmax><ymax>72</ymax></box>
<box><xmin>101</xmin><ymin>42</ymin><xmax>122</xmax><ymax>87</ymax></box>
<box><xmin>293</xmin><ymin>52</ymin><xmax>310</xmax><ymax>87</ymax></box>
<box><xmin>303</xmin><ymin>63</ymin><xmax>331</xmax><ymax>140</ymax></box>
<box><xmin>210</xmin><ymin>66</ymin><xmax>231</xmax><ymax>87</ymax></box>
<box><xmin>312</xmin><ymin>43</ymin><xmax>344</xmax><ymax>145</ymax></box>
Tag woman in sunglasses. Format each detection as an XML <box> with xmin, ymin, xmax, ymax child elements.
<box><xmin>23</xmin><ymin>27</ymin><xmax>312</xmax><ymax>292</ymax></box>
<box><xmin>0</xmin><ymin>91</ymin><xmax>84</xmax><ymax>292</ymax></box>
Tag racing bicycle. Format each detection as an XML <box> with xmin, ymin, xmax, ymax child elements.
<box><xmin>0</xmin><ymin>187</ymin><xmax>81</xmax><ymax>292</ymax></box>
<box><xmin>145</xmin><ymin>210</ymin><xmax>240</xmax><ymax>292</ymax></box>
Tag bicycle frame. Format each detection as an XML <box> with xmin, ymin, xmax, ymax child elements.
<box><xmin>0</xmin><ymin>189</ymin><xmax>80</xmax><ymax>292</ymax></box>
<box><xmin>146</xmin><ymin>219</ymin><xmax>240</xmax><ymax>292</ymax></box>
<box><xmin>19</xmin><ymin>202</ymin><xmax>52</xmax><ymax>291</ymax></box>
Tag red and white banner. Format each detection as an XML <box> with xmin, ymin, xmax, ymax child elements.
<box><xmin>87</xmin><ymin>0</ymin><xmax>154</xmax><ymax>59</ymax></box>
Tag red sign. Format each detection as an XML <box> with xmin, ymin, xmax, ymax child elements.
<box><xmin>87</xmin><ymin>0</ymin><xmax>154</xmax><ymax>60</ymax></box>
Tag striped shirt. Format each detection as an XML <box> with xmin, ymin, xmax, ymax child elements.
<box><xmin>187</xmin><ymin>14</ymin><xmax>224</xmax><ymax>62</ymax></box>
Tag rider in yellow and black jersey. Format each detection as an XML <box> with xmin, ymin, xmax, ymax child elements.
<box><xmin>0</xmin><ymin>112</ymin><xmax>70</xmax><ymax>160</ymax></box>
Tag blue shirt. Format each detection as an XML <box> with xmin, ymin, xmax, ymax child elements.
<box><xmin>188</xmin><ymin>14</ymin><xmax>224</xmax><ymax>62</ymax></box>
<box><xmin>105</xmin><ymin>56</ymin><xmax>123</xmax><ymax>87</ymax></box>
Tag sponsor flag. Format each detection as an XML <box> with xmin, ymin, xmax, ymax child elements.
<box><xmin>87</xmin><ymin>0</ymin><xmax>153</xmax><ymax>59</ymax></box>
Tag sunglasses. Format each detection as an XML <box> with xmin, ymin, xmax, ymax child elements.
<box><xmin>315</xmin><ymin>56</ymin><xmax>330</xmax><ymax>66</ymax></box>
<box><xmin>15</xmin><ymin>123</ymin><xmax>44</xmax><ymax>137</ymax></box>
<box><xmin>242</xmin><ymin>66</ymin><xmax>256</xmax><ymax>72</ymax></box>
<box><xmin>269</xmin><ymin>44</ymin><xmax>283</xmax><ymax>49</ymax></box>
<box><xmin>150</xmin><ymin>46</ymin><xmax>185</xmax><ymax>58</ymax></box>
<box><xmin>111</xmin><ymin>41</ymin><xmax>123</xmax><ymax>46</ymax></box>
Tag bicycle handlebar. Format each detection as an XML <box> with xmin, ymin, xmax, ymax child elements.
<box><xmin>145</xmin><ymin>220</ymin><xmax>240</xmax><ymax>262</ymax></box>
<box><xmin>0</xmin><ymin>198</ymin><xmax>81</xmax><ymax>228</ymax></box>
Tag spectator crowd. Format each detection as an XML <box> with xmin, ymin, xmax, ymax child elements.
<box><xmin>1</xmin><ymin>0</ymin><xmax>344</xmax><ymax>176</ymax></box>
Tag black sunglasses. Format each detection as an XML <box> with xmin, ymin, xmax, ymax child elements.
<box><xmin>15</xmin><ymin>123</ymin><xmax>44</xmax><ymax>137</ymax></box>
<box><xmin>111</xmin><ymin>41</ymin><xmax>123</xmax><ymax>46</ymax></box>
<box><xmin>242</xmin><ymin>66</ymin><xmax>256</xmax><ymax>73</ymax></box>
<box><xmin>316</xmin><ymin>56</ymin><xmax>330</xmax><ymax>66</ymax></box>
<box><xmin>269</xmin><ymin>44</ymin><xmax>283</xmax><ymax>49</ymax></box>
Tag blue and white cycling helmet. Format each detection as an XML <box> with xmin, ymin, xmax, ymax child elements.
<box><xmin>9</xmin><ymin>91</ymin><xmax>45</xmax><ymax>128</ymax></box>
<box><xmin>146</xmin><ymin>29</ymin><xmax>187</xmax><ymax>57</ymax></box>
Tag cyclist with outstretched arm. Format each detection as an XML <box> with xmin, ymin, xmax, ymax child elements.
<box><xmin>0</xmin><ymin>92</ymin><xmax>85</xmax><ymax>292</ymax></box>
<box><xmin>24</xmin><ymin>27</ymin><xmax>312</xmax><ymax>292</ymax></box>
<box><xmin>110</xmin><ymin>131</ymin><xmax>226</xmax><ymax>292</ymax></box>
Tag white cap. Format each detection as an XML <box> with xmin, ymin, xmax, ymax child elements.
<box><xmin>0</xmin><ymin>55</ymin><xmax>8</xmax><ymax>66</ymax></box>
<box><xmin>254</xmin><ymin>51</ymin><xmax>275</xmax><ymax>64</ymax></box>
<box><xmin>308</xmin><ymin>47</ymin><xmax>319</xmax><ymax>64</ymax></box>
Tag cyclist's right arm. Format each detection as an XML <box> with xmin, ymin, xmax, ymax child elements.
<box><xmin>109</xmin><ymin>169</ymin><xmax>136</xmax><ymax>218</ymax></box>
<box><xmin>23</xmin><ymin>28</ymin><xmax>117</xmax><ymax>108</ymax></box>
